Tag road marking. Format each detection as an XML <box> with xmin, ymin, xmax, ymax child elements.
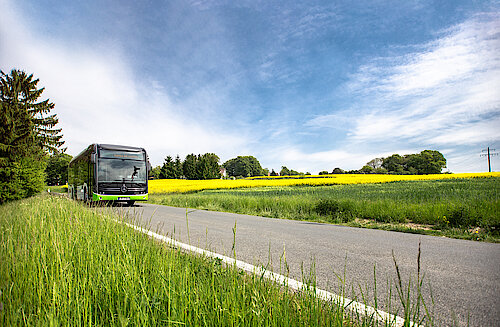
<box><xmin>122</xmin><ymin>221</ymin><xmax>419</xmax><ymax>327</ymax></box>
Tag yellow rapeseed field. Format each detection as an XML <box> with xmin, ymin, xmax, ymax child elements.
<box><xmin>149</xmin><ymin>172</ymin><xmax>499</xmax><ymax>194</ymax></box>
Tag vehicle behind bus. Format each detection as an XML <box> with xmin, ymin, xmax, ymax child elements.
<box><xmin>68</xmin><ymin>144</ymin><xmax>150</xmax><ymax>205</ymax></box>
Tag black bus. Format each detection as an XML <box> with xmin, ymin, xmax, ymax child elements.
<box><xmin>68</xmin><ymin>144</ymin><xmax>150</xmax><ymax>205</ymax></box>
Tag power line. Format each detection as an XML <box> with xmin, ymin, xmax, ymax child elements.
<box><xmin>480</xmin><ymin>147</ymin><xmax>499</xmax><ymax>172</ymax></box>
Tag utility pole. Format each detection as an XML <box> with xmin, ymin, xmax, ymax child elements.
<box><xmin>481</xmin><ymin>147</ymin><xmax>499</xmax><ymax>172</ymax></box>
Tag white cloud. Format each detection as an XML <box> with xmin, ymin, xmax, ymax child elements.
<box><xmin>307</xmin><ymin>13</ymin><xmax>500</xmax><ymax>172</ymax></box>
<box><xmin>304</xmin><ymin>112</ymin><xmax>354</xmax><ymax>130</ymax></box>
<box><xmin>427</xmin><ymin>118</ymin><xmax>500</xmax><ymax>145</ymax></box>
<box><xmin>0</xmin><ymin>0</ymin><xmax>247</xmax><ymax>166</ymax></box>
<box><xmin>384</xmin><ymin>15</ymin><xmax>499</xmax><ymax>95</ymax></box>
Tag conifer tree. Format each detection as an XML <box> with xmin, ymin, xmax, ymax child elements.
<box><xmin>0</xmin><ymin>69</ymin><xmax>64</xmax><ymax>203</ymax></box>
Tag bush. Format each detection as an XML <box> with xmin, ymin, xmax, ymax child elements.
<box><xmin>0</xmin><ymin>156</ymin><xmax>46</xmax><ymax>204</ymax></box>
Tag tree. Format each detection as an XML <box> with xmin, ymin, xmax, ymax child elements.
<box><xmin>405</xmin><ymin>150</ymin><xmax>446</xmax><ymax>174</ymax></box>
<box><xmin>366</xmin><ymin>158</ymin><xmax>383</xmax><ymax>169</ymax></box>
<box><xmin>196</xmin><ymin>153</ymin><xmax>221</xmax><ymax>179</ymax></box>
<box><xmin>159</xmin><ymin>155</ymin><xmax>170</xmax><ymax>179</ymax></box>
<box><xmin>382</xmin><ymin>154</ymin><xmax>405</xmax><ymax>174</ymax></box>
<box><xmin>270</xmin><ymin>169</ymin><xmax>278</xmax><ymax>176</ymax></box>
<box><xmin>223</xmin><ymin>156</ymin><xmax>264</xmax><ymax>177</ymax></box>
<box><xmin>280</xmin><ymin>166</ymin><xmax>290</xmax><ymax>176</ymax></box>
<box><xmin>379</xmin><ymin>150</ymin><xmax>446</xmax><ymax>175</ymax></box>
<box><xmin>0</xmin><ymin>69</ymin><xmax>64</xmax><ymax>203</ymax></box>
<box><xmin>331</xmin><ymin>167</ymin><xmax>344</xmax><ymax>174</ymax></box>
<box><xmin>360</xmin><ymin>165</ymin><xmax>374</xmax><ymax>174</ymax></box>
<box><xmin>1</xmin><ymin>70</ymin><xmax>64</xmax><ymax>155</ymax></box>
<box><xmin>158</xmin><ymin>155</ymin><xmax>182</xmax><ymax>179</ymax></box>
<box><xmin>45</xmin><ymin>152</ymin><xmax>72</xmax><ymax>185</ymax></box>
<box><xmin>318</xmin><ymin>171</ymin><xmax>329</xmax><ymax>175</ymax></box>
<box><xmin>175</xmin><ymin>153</ymin><xmax>221</xmax><ymax>180</ymax></box>
<box><xmin>183</xmin><ymin>154</ymin><xmax>198</xmax><ymax>180</ymax></box>
<box><xmin>150</xmin><ymin>165</ymin><xmax>162</xmax><ymax>179</ymax></box>
<box><xmin>173</xmin><ymin>155</ymin><xmax>183</xmax><ymax>178</ymax></box>
<box><xmin>373</xmin><ymin>167</ymin><xmax>388</xmax><ymax>174</ymax></box>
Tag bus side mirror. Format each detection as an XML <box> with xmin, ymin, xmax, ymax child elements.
<box><xmin>90</xmin><ymin>153</ymin><xmax>96</xmax><ymax>163</ymax></box>
<box><xmin>147</xmin><ymin>162</ymin><xmax>152</xmax><ymax>172</ymax></box>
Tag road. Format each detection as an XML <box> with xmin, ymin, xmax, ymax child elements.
<box><xmin>111</xmin><ymin>203</ymin><xmax>500</xmax><ymax>326</ymax></box>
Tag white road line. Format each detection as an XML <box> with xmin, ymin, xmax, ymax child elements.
<box><xmin>123</xmin><ymin>221</ymin><xmax>419</xmax><ymax>327</ymax></box>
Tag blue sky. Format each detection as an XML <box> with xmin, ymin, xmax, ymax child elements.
<box><xmin>1</xmin><ymin>0</ymin><xmax>499</xmax><ymax>173</ymax></box>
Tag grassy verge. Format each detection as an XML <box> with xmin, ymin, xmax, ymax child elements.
<box><xmin>46</xmin><ymin>185</ymin><xmax>68</xmax><ymax>193</ymax></box>
<box><xmin>149</xmin><ymin>178</ymin><xmax>500</xmax><ymax>242</ymax></box>
<box><xmin>1</xmin><ymin>195</ymin><xmax>431</xmax><ymax>326</ymax></box>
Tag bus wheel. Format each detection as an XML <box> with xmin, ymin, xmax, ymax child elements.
<box><xmin>127</xmin><ymin>200</ymin><xmax>135</xmax><ymax>206</ymax></box>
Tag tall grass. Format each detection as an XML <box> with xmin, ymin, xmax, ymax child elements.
<box><xmin>1</xmin><ymin>195</ymin><xmax>381</xmax><ymax>326</ymax></box>
<box><xmin>150</xmin><ymin>178</ymin><xmax>500</xmax><ymax>241</ymax></box>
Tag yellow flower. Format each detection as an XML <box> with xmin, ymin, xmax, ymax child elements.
<box><xmin>148</xmin><ymin>172</ymin><xmax>499</xmax><ymax>194</ymax></box>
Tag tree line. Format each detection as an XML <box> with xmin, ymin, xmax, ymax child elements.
<box><xmin>151</xmin><ymin>153</ymin><xmax>221</xmax><ymax>180</ymax></box>
<box><xmin>0</xmin><ymin>69</ymin><xmax>65</xmax><ymax>204</ymax></box>
<box><xmin>321</xmin><ymin>150</ymin><xmax>447</xmax><ymax>175</ymax></box>
<box><xmin>155</xmin><ymin>150</ymin><xmax>447</xmax><ymax>180</ymax></box>
<box><xmin>154</xmin><ymin>155</ymin><xmax>310</xmax><ymax>180</ymax></box>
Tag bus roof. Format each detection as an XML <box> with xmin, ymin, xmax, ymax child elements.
<box><xmin>69</xmin><ymin>144</ymin><xmax>146</xmax><ymax>165</ymax></box>
<box><xmin>97</xmin><ymin>144</ymin><xmax>145</xmax><ymax>152</ymax></box>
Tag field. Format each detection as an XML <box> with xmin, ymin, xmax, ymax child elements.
<box><xmin>149</xmin><ymin>172</ymin><xmax>499</xmax><ymax>194</ymax></box>
<box><xmin>1</xmin><ymin>195</ymin><xmax>431</xmax><ymax>326</ymax></box>
<box><xmin>149</xmin><ymin>176</ymin><xmax>500</xmax><ymax>242</ymax></box>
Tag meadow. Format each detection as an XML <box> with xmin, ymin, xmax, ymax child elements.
<box><xmin>149</xmin><ymin>176</ymin><xmax>500</xmax><ymax>242</ymax></box>
<box><xmin>149</xmin><ymin>172</ymin><xmax>499</xmax><ymax>193</ymax></box>
<box><xmin>0</xmin><ymin>195</ymin><xmax>431</xmax><ymax>326</ymax></box>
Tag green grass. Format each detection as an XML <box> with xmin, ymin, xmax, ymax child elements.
<box><xmin>46</xmin><ymin>185</ymin><xmax>68</xmax><ymax>193</ymax></box>
<box><xmin>1</xmin><ymin>195</ymin><xmax>423</xmax><ymax>326</ymax></box>
<box><xmin>150</xmin><ymin>178</ymin><xmax>500</xmax><ymax>242</ymax></box>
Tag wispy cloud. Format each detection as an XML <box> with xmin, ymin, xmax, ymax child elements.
<box><xmin>255</xmin><ymin>3</ymin><xmax>340</xmax><ymax>85</ymax></box>
<box><xmin>2</xmin><ymin>0</ymin><xmax>498</xmax><ymax>174</ymax></box>
<box><xmin>306</xmin><ymin>13</ymin><xmax>500</xmax><ymax>172</ymax></box>
<box><xmin>0</xmin><ymin>0</ymin><xmax>248</xmax><ymax>166</ymax></box>
<box><xmin>379</xmin><ymin>15</ymin><xmax>499</xmax><ymax>95</ymax></box>
<box><xmin>305</xmin><ymin>111</ymin><xmax>354</xmax><ymax>130</ymax></box>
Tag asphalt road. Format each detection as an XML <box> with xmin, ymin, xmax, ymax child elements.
<box><xmin>111</xmin><ymin>203</ymin><xmax>499</xmax><ymax>326</ymax></box>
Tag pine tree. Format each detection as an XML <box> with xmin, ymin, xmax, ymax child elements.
<box><xmin>183</xmin><ymin>154</ymin><xmax>198</xmax><ymax>180</ymax></box>
<box><xmin>0</xmin><ymin>69</ymin><xmax>64</xmax><ymax>203</ymax></box>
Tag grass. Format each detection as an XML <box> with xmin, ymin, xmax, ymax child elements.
<box><xmin>149</xmin><ymin>177</ymin><xmax>500</xmax><ymax>242</ymax></box>
<box><xmin>46</xmin><ymin>184</ymin><xmax>68</xmax><ymax>193</ymax></box>
<box><xmin>1</xmin><ymin>195</ymin><xmax>434</xmax><ymax>326</ymax></box>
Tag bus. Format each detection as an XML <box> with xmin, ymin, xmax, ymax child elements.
<box><xmin>68</xmin><ymin>144</ymin><xmax>151</xmax><ymax>205</ymax></box>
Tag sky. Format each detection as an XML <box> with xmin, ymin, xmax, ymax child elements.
<box><xmin>1</xmin><ymin>0</ymin><xmax>499</xmax><ymax>173</ymax></box>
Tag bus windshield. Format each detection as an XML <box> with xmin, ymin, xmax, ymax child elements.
<box><xmin>98</xmin><ymin>158</ymin><xmax>147</xmax><ymax>182</ymax></box>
